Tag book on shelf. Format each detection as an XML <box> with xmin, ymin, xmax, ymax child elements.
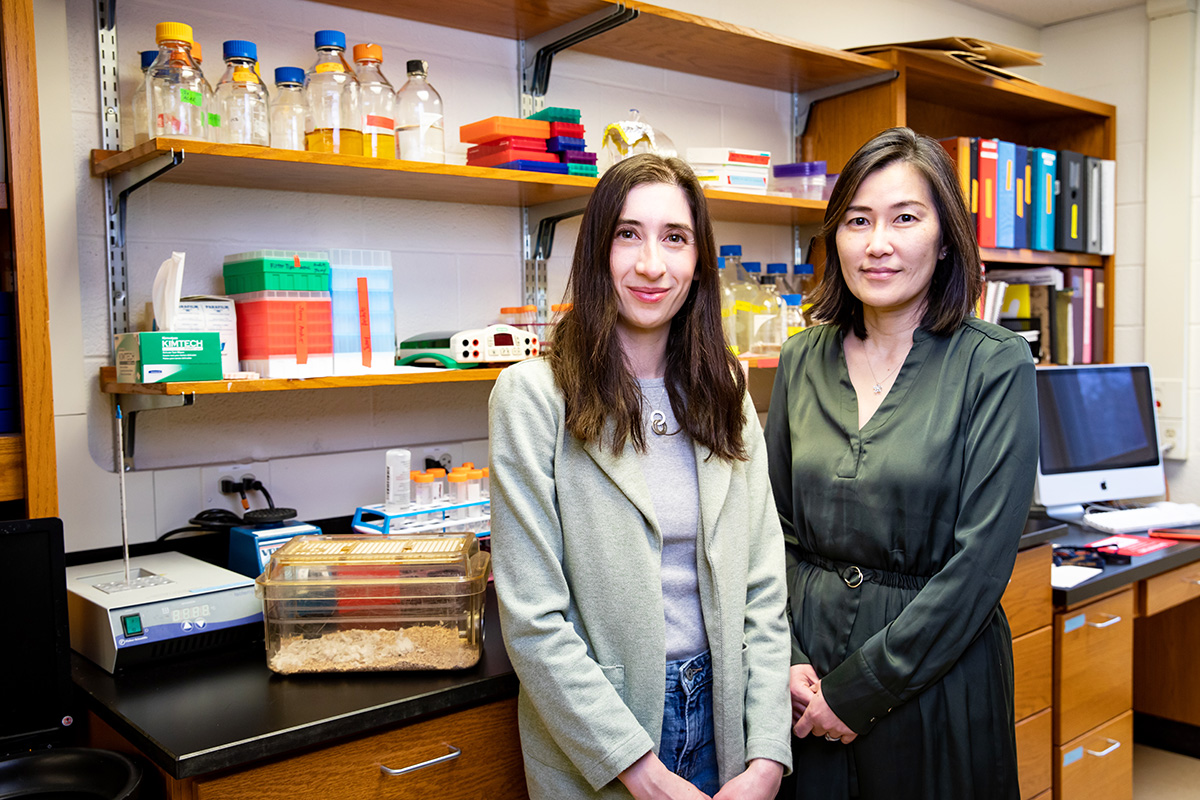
<box><xmin>1099</xmin><ymin>158</ymin><xmax>1116</xmax><ymax>256</ymax></box>
<box><xmin>1014</xmin><ymin>143</ymin><xmax>1031</xmax><ymax>250</ymax></box>
<box><xmin>939</xmin><ymin>136</ymin><xmax>979</xmax><ymax>232</ymax></box>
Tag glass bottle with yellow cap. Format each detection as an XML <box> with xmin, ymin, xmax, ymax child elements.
<box><xmin>144</xmin><ymin>22</ymin><xmax>207</xmax><ymax>141</ymax></box>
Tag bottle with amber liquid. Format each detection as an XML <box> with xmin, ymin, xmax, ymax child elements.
<box><xmin>303</xmin><ymin>29</ymin><xmax>362</xmax><ymax>155</ymax></box>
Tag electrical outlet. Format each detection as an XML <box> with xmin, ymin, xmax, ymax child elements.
<box><xmin>1160</xmin><ymin>417</ymin><xmax>1187</xmax><ymax>461</ymax></box>
<box><xmin>200</xmin><ymin>461</ymin><xmax>271</xmax><ymax>512</ymax></box>
<box><xmin>422</xmin><ymin>444</ymin><xmax>459</xmax><ymax>472</ymax></box>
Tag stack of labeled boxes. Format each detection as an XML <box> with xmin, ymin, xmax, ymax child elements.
<box><xmin>686</xmin><ymin>147</ymin><xmax>771</xmax><ymax>194</ymax></box>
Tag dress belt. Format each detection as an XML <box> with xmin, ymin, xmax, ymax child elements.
<box><xmin>799</xmin><ymin>551</ymin><xmax>931</xmax><ymax>590</ymax></box>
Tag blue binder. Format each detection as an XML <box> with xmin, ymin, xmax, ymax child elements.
<box><xmin>1032</xmin><ymin>148</ymin><xmax>1057</xmax><ymax>251</ymax></box>
<box><xmin>996</xmin><ymin>141</ymin><xmax>1016</xmax><ymax>249</ymax></box>
<box><xmin>1013</xmin><ymin>144</ymin><xmax>1030</xmax><ymax>250</ymax></box>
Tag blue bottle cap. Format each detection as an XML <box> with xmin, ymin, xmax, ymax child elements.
<box><xmin>717</xmin><ymin>257</ymin><xmax>726</xmax><ymax>269</ymax></box>
<box><xmin>743</xmin><ymin>262</ymin><xmax>762</xmax><ymax>273</ymax></box>
<box><xmin>275</xmin><ymin>66</ymin><xmax>305</xmax><ymax>85</ymax></box>
<box><xmin>767</xmin><ymin>263</ymin><xmax>788</xmax><ymax>274</ymax></box>
<box><xmin>223</xmin><ymin>40</ymin><xmax>257</xmax><ymax>62</ymax></box>
<box><xmin>781</xmin><ymin>294</ymin><xmax>803</xmax><ymax>306</ymax></box>
<box><xmin>140</xmin><ymin>50</ymin><xmax>158</xmax><ymax>70</ymax></box>
<box><xmin>314</xmin><ymin>30</ymin><xmax>346</xmax><ymax>50</ymax></box>
<box><xmin>719</xmin><ymin>245</ymin><xmax>742</xmax><ymax>257</ymax></box>
<box><xmin>796</xmin><ymin>263</ymin><xmax>815</xmax><ymax>274</ymax></box>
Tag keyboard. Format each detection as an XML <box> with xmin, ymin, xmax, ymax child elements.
<box><xmin>1082</xmin><ymin>502</ymin><xmax>1200</xmax><ymax>535</ymax></box>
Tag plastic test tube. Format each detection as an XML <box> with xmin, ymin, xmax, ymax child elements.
<box><xmin>466</xmin><ymin>469</ymin><xmax>483</xmax><ymax>504</ymax></box>
<box><xmin>411</xmin><ymin>473</ymin><xmax>436</xmax><ymax>524</ymax></box>
<box><xmin>480</xmin><ymin>467</ymin><xmax>489</xmax><ymax>499</ymax></box>
<box><xmin>426</xmin><ymin>467</ymin><xmax>447</xmax><ymax>501</ymax></box>
<box><xmin>447</xmin><ymin>472</ymin><xmax>470</xmax><ymax>519</ymax></box>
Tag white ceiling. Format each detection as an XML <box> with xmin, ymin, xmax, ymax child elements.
<box><xmin>955</xmin><ymin>0</ymin><xmax>1143</xmax><ymax>27</ymax></box>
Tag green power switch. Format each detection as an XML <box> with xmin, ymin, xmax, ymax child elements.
<box><xmin>121</xmin><ymin>614</ymin><xmax>143</xmax><ymax>637</ymax></box>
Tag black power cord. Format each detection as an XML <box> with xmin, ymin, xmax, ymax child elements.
<box><xmin>157</xmin><ymin>480</ymin><xmax>296</xmax><ymax>541</ymax></box>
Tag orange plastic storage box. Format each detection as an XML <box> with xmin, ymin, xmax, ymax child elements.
<box><xmin>223</xmin><ymin>250</ymin><xmax>332</xmax><ymax>294</ymax></box>
<box><xmin>459</xmin><ymin>116</ymin><xmax>551</xmax><ymax>144</ymax></box>
<box><xmin>232</xmin><ymin>290</ymin><xmax>333</xmax><ymax>359</ymax></box>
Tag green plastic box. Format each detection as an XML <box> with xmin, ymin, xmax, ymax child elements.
<box><xmin>223</xmin><ymin>250</ymin><xmax>332</xmax><ymax>294</ymax></box>
<box><xmin>527</xmin><ymin>106</ymin><xmax>581</xmax><ymax>124</ymax></box>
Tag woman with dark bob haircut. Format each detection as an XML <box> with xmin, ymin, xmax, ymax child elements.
<box><xmin>765</xmin><ymin>127</ymin><xmax>1039</xmax><ymax>799</ymax></box>
<box><xmin>490</xmin><ymin>153</ymin><xmax>792</xmax><ymax>799</ymax></box>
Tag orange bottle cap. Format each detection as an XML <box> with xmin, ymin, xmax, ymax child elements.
<box><xmin>462</xmin><ymin>462</ymin><xmax>474</xmax><ymax>469</ymax></box>
<box><xmin>352</xmin><ymin>43</ymin><xmax>382</xmax><ymax>62</ymax></box>
<box><xmin>467</xmin><ymin>469</ymin><xmax>484</xmax><ymax>479</ymax></box>
<box><xmin>427</xmin><ymin>468</ymin><xmax>446</xmax><ymax>477</ymax></box>
<box><xmin>447</xmin><ymin>472</ymin><xmax>468</xmax><ymax>483</ymax></box>
<box><xmin>500</xmin><ymin>306</ymin><xmax>523</xmax><ymax>315</ymax></box>
<box><xmin>412</xmin><ymin>473</ymin><xmax>435</xmax><ymax>483</ymax></box>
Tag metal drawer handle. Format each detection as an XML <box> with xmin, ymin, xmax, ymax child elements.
<box><xmin>380</xmin><ymin>744</ymin><xmax>461</xmax><ymax>776</ymax></box>
<box><xmin>1087</xmin><ymin>614</ymin><xmax>1122</xmax><ymax>629</ymax></box>
<box><xmin>1085</xmin><ymin>738</ymin><xmax>1121</xmax><ymax>758</ymax></box>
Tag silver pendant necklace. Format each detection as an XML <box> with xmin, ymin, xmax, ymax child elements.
<box><xmin>864</xmin><ymin>348</ymin><xmax>897</xmax><ymax>395</ymax></box>
<box><xmin>647</xmin><ymin>384</ymin><xmax>674</xmax><ymax>436</ymax></box>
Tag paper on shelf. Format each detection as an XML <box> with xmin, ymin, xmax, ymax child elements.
<box><xmin>151</xmin><ymin>251</ymin><xmax>186</xmax><ymax>332</ymax></box>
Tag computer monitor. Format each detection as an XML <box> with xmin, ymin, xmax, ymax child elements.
<box><xmin>0</xmin><ymin>517</ymin><xmax>74</xmax><ymax>756</ymax></box>
<box><xmin>1034</xmin><ymin>363</ymin><xmax>1165</xmax><ymax>522</ymax></box>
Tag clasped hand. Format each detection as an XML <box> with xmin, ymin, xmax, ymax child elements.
<box><xmin>789</xmin><ymin>664</ymin><xmax>857</xmax><ymax>744</ymax></box>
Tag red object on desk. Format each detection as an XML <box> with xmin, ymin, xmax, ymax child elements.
<box><xmin>1147</xmin><ymin>528</ymin><xmax>1200</xmax><ymax>541</ymax></box>
<box><xmin>1085</xmin><ymin>534</ymin><xmax>1178</xmax><ymax>556</ymax></box>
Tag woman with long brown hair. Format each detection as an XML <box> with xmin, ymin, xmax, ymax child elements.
<box><xmin>490</xmin><ymin>153</ymin><xmax>791</xmax><ymax>799</ymax></box>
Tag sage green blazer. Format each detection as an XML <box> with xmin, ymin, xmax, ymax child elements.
<box><xmin>489</xmin><ymin>358</ymin><xmax>792</xmax><ymax>798</ymax></box>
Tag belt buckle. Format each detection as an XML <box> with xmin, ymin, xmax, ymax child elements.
<box><xmin>842</xmin><ymin>565</ymin><xmax>864</xmax><ymax>588</ymax></box>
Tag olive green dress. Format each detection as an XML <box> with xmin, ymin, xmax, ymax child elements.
<box><xmin>765</xmin><ymin>319</ymin><xmax>1038</xmax><ymax>799</ymax></box>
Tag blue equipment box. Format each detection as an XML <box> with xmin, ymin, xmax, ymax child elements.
<box><xmin>228</xmin><ymin>521</ymin><xmax>322</xmax><ymax>577</ymax></box>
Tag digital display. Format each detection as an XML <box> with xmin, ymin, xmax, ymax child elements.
<box><xmin>492</xmin><ymin>332</ymin><xmax>514</xmax><ymax>346</ymax></box>
<box><xmin>172</xmin><ymin>604</ymin><xmax>211</xmax><ymax>622</ymax></box>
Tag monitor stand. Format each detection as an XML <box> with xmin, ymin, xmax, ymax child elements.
<box><xmin>1043</xmin><ymin>504</ymin><xmax>1087</xmax><ymax>524</ymax></box>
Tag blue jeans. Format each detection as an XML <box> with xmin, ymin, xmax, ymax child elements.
<box><xmin>660</xmin><ymin>650</ymin><xmax>719</xmax><ymax>794</ymax></box>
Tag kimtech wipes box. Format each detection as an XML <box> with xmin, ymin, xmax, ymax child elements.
<box><xmin>115</xmin><ymin>331</ymin><xmax>222</xmax><ymax>383</ymax></box>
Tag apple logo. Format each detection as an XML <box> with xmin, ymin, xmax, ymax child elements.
<box><xmin>1100</xmin><ymin>480</ymin><xmax>1108</xmax><ymax>491</ymax></box>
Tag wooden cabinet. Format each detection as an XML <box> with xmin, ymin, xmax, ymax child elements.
<box><xmin>1003</xmin><ymin>544</ymin><xmax>1054</xmax><ymax>800</ymax></box>
<box><xmin>0</xmin><ymin>0</ymin><xmax>56</xmax><ymax>515</ymax></box>
<box><xmin>182</xmin><ymin>698</ymin><xmax>527</xmax><ymax>800</ymax></box>
<box><xmin>1137</xmin><ymin>560</ymin><xmax>1200</xmax><ymax>617</ymax></box>
<box><xmin>1134</xmin><ymin>595</ymin><xmax>1200</xmax><ymax>726</ymax></box>
<box><xmin>1054</xmin><ymin>710</ymin><xmax>1133</xmax><ymax>800</ymax></box>
<box><xmin>1053</xmin><ymin>589</ymin><xmax>1133</xmax><ymax>746</ymax></box>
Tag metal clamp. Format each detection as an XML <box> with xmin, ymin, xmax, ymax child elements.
<box><xmin>1086</xmin><ymin>614</ymin><xmax>1122</xmax><ymax>629</ymax></box>
<box><xmin>380</xmin><ymin>744</ymin><xmax>461</xmax><ymax>776</ymax></box>
<box><xmin>842</xmin><ymin>565</ymin><xmax>864</xmax><ymax>588</ymax></box>
<box><xmin>1085</xmin><ymin>738</ymin><xmax>1121</xmax><ymax>758</ymax></box>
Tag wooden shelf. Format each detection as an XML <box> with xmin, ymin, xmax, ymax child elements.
<box><xmin>981</xmin><ymin>248</ymin><xmax>1105</xmax><ymax>268</ymax></box>
<box><xmin>315</xmin><ymin>0</ymin><xmax>892</xmax><ymax>94</ymax></box>
<box><xmin>99</xmin><ymin>365</ymin><xmax>506</xmax><ymax>396</ymax></box>
<box><xmin>91</xmin><ymin>140</ymin><xmax>830</xmax><ymax>224</ymax></box>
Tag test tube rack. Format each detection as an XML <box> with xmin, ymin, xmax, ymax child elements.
<box><xmin>352</xmin><ymin>499</ymin><xmax>491</xmax><ymax>537</ymax></box>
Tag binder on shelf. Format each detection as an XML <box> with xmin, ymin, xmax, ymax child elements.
<box><xmin>1014</xmin><ymin>144</ymin><xmax>1031</xmax><ymax>250</ymax></box>
<box><xmin>1092</xmin><ymin>271</ymin><xmax>1107</xmax><ymax>361</ymax></box>
<box><xmin>1099</xmin><ymin>158</ymin><xmax>1116</xmax><ymax>256</ymax></box>
<box><xmin>977</xmin><ymin>139</ymin><xmax>999</xmax><ymax>248</ymax></box>
<box><xmin>1064</xmin><ymin>267</ymin><xmax>1094</xmax><ymax>364</ymax></box>
<box><xmin>996</xmin><ymin>140</ymin><xmax>1016</xmax><ymax>249</ymax></box>
<box><xmin>1054</xmin><ymin>287</ymin><xmax>1074</xmax><ymax>364</ymax></box>
<box><xmin>1032</xmin><ymin>148</ymin><xmax>1057</xmax><ymax>251</ymax></box>
<box><xmin>1056</xmin><ymin>150</ymin><xmax>1086</xmax><ymax>252</ymax></box>
<box><xmin>1084</xmin><ymin>156</ymin><xmax>1102</xmax><ymax>254</ymax></box>
<box><xmin>939</xmin><ymin>136</ymin><xmax>979</xmax><ymax>231</ymax></box>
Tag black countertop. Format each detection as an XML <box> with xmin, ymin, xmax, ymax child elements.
<box><xmin>1041</xmin><ymin>522</ymin><xmax>1200</xmax><ymax>607</ymax></box>
<box><xmin>71</xmin><ymin>586</ymin><xmax>517</xmax><ymax>780</ymax></box>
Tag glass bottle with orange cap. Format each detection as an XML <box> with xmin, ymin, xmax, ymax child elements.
<box><xmin>352</xmin><ymin>43</ymin><xmax>396</xmax><ymax>159</ymax></box>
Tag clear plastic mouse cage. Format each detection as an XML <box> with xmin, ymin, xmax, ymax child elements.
<box><xmin>256</xmin><ymin>534</ymin><xmax>490</xmax><ymax>673</ymax></box>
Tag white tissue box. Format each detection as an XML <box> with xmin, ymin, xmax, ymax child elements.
<box><xmin>174</xmin><ymin>296</ymin><xmax>239</xmax><ymax>376</ymax></box>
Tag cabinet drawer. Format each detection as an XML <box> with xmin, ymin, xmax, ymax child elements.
<box><xmin>1054</xmin><ymin>589</ymin><xmax>1133</xmax><ymax>745</ymax></box>
<box><xmin>1016</xmin><ymin>708</ymin><xmax>1051</xmax><ymax>800</ymax></box>
<box><xmin>1053</xmin><ymin>710</ymin><xmax>1132</xmax><ymax>800</ymax></box>
<box><xmin>1139</xmin><ymin>560</ymin><xmax>1200</xmax><ymax>616</ymax></box>
<box><xmin>193</xmin><ymin>697</ymin><xmax>527</xmax><ymax>800</ymax></box>
<box><xmin>1013</xmin><ymin>626</ymin><xmax>1052</xmax><ymax>720</ymax></box>
<box><xmin>1004</xmin><ymin>545</ymin><xmax>1053</xmax><ymax>638</ymax></box>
